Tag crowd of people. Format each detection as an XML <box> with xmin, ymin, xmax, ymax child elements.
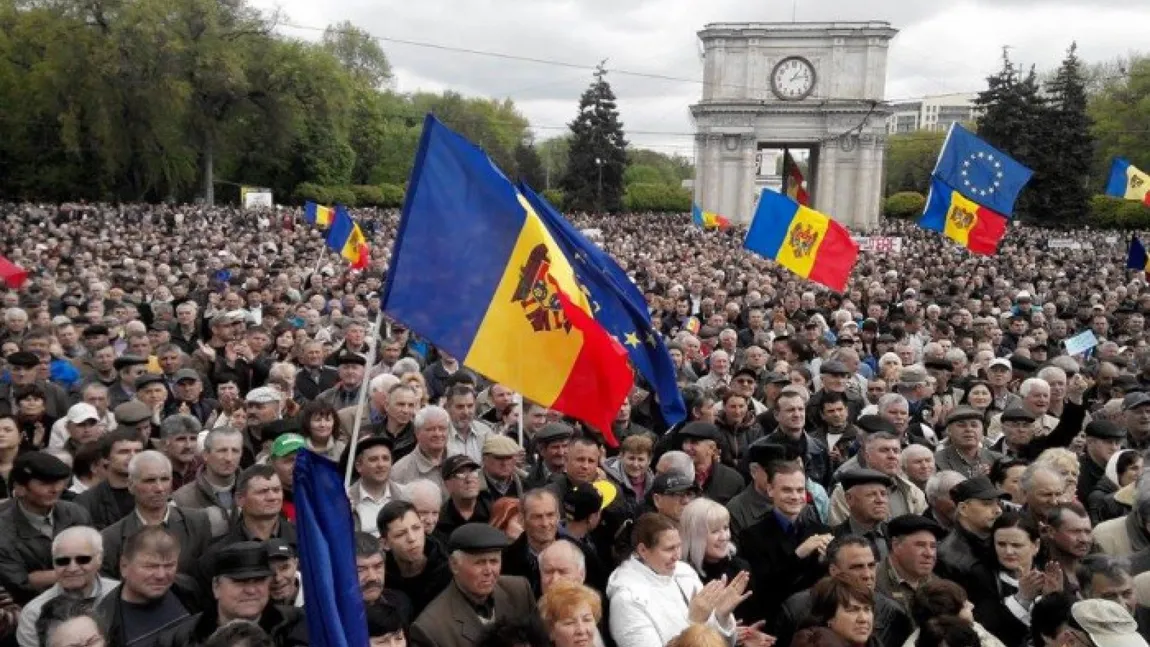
<box><xmin>0</xmin><ymin>202</ymin><xmax>1148</xmax><ymax>647</ymax></box>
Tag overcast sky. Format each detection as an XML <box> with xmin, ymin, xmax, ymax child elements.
<box><xmin>256</xmin><ymin>0</ymin><xmax>1149</xmax><ymax>157</ymax></box>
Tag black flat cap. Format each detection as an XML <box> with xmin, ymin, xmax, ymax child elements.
<box><xmin>856</xmin><ymin>415</ymin><xmax>897</xmax><ymax>435</ymax></box>
<box><xmin>113</xmin><ymin>400</ymin><xmax>152</xmax><ymax>426</ymax></box>
<box><xmin>266</xmin><ymin>539</ymin><xmax>296</xmax><ymax>560</ymax></box>
<box><xmin>449</xmin><ymin>523</ymin><xmax>510</xmax><ymax>553</ymax></box>
<box><xmin>1009</xmin><ymin>354</ymin><xmax>1038</xmax><ymax>374</ymax></box>
<box><xmin>214</xmin><ymin>541</ymin><xmax>273</xmax><ymax>579</ymax></box>
<box><xmin>924</xmin><ymin>359</ymin><xmax>953</xmax><ymax>372</ymax></box>
<box><xmin>945</xmin><ymin>406</ymin><xmax>984</xmax><ymax>427</ymax></box>
<box><xmin>887</xmin><ymin>514</ymin><xmax>947</xmax><ymax>539</ymax></box>
<box><xmin>334</xmin><ymin>350</ymin><xmax>366</xmax><ymax>366</ymax></box>
<box><xmin>679</xmin><ymin>422</ymin><xmax>721</xmax><ymax>444</ymax></box>
<box><xmin>763</xmin><ymin>372</ymin><xmax>790</xmax><ymax>385</ymax></box>
<box><xmin>81</xmin><ymin>325</ymin><xmax>109</xmax><ymax>337</ymax></box>
<box><xmin>563</xmin><ymin>483</ymin><xmax>604</xmax><ymax>522</ymax></box>
<box><xmin>877</xmin><ymin>333</ymin><xmax>897</xmax><ymax>343</ymax></box>
<box><xmin>820</xmin><ymin>360</ymin><xmax>850</xmax><ymax>375</ymax></box>
<box><xmin>747</xmin><ymin>442</ymin><xmax>799</xmax><ymax>468</ymax></box>
<box><xmin>353</xmin><ymin>435</ymin><xmax>394</xmax><ymax>459</ymax></box>
<box><xmin>11</xmin><ymin>451</ymin><xmax>71</xmax><ymax>485</ymax></box>
<box><xmin>733</xmin><ymin>367</ymin><xmax>759</xmax><ymax>381</ymax></box>
<box><xmin>536</xmin><ymin>422</ymin><xmax>574</xmax><ymax>444</ymax></box>
<box><xmin>441</xmin><ymin>454</ymin><xmax>479</xmax><ymax>479</ymax></box>
<box><xmin>113</xmin><ymin>355</ymin><xmax>148</xmax><ymax>371</ymax></box>
<box><xmin>840</xmin><ymin>468</ymin><xmax>894</xmax><ymax>490</ymax></box>
<box><xmin>259</xmin><ymin>418</ymin><xmax>301</xmax><ymax>444</ymax></box>
<box><xmin>651</xmin><ymin>471</ymin><xmax>699</xmax><ymax>496</ymax></box>
<box><xmin>951</xmin><ymin>476</ymin><xmax>1007</xmax><ymax>503</ymax></box>
<box><xmin>1001</xmin><ymin>405</ymin><xmax>1037</xmax><ymax>423</ymax></box>
<box><xmin>173</xmin><ymin>368</ymin><xmax>201</xmax><ymax>383</ymax></box>
<box><xmin>1123</xmin><ymin>392</ymin><xmax>1150</xmax><ymax>411</ymax></box>
<box><xmin>1085</xmin><ymin>420</ymin><xmax>1126</xmax><ymax>440</ymax></box>
<box><xmin>6</xmin><ymin>352</ymin><xmax>39</xmax><ymax>368</ymax></box>
<box><xmin>134</xmin><ymin>373</ymin><xmax>166</xmax><ymax>390</ymax></box>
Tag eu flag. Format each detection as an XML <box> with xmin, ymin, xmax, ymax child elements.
<box><xmin>933</xmin><ymin>123</ymin><xmax>1033</xmax><ymax>217</ymax></box>
<box><xmin>519</xmin><ymin>182</ymin><xmax>687</xmax><ymax>426</ymax></box>
<box><xmin>294</xmin><ymin>450</ymin><xmax>368</xmax><ymax>647</ymax></box>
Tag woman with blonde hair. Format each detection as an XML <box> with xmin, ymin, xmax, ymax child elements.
<box><xmin>1034</xmin><ymin>448</ymin><xmax>1081</xmax><ymax>501</ymax></box>
<box><xmin>668</xmin><ymin>624</ymin><xmax>728</xmax><ymax>647</ymax></box>
<box><xmin>679</xmin><ymin>499</ymin><xmax>754</xmax><ymax>621</ymax></box>
<box><xmin>538</xmin><ymin>580</ymin><xmax>602</xmax><ymax>647</ymax></box>
<box><xmin>398</xmin><ymin>372</ymin><xmax>429</xmax><ymax>407</ymax></box>
<box><xmin>488</xmin><ymin>497</ymin><xmax>524</xmax><ymax>542</ymax></box>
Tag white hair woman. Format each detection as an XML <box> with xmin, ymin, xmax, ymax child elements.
<box><xmin>679</xmin><ymin>499</ymin><xmax>755</xmax><ymax>623</ymax></box>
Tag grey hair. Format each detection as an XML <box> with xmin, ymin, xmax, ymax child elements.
<box><xmin>203</xmin><ymin>426</ymin><xmax>243</xmax><ymax>452</ymax></box>
<box><xmin>1048</xmin><ymin>356</ymin><xmax>1080</xmax><ymax>375</ymax></box>
<box><xmin>520</xmin><ymin>488</ymin><xmax>559</xmax><ymax>513</ymax></box>
<box><xmin>52</xmin><ymin>526</ymin><xmax>103</xmax><ymax>559</ymax></box>
<box><xmin>160</xmin><ymin>414</ymin><xmax>201</xmax><ymax>438</ymax></box>
<box><xmin>80</xmin><ymin>382</ymin><xmax>108</xmax><ymax>397</ymax></box>
<box><xmin>390</xmin><ymin>357</ymin><xmax>421</xmax><ymax>376</ymax></box>
<box><xmin>944</xmin><ymin>349</ymin><xmax>967</xmax><ymax>366</ymax></box>
<box><xmin>1021</xmin><ymin>463</ymin><xmax>1064</xmax><ymax>495</ymax></box>
<box><xmin>539</xmin><ymin>539</ymin><xmax>585</xmax><ymax>575</ymax></box>
<box><xmin>709</xmin><ymin>349</ymin><xmax>729</xmax><ymax>363</ymax></box>
<box><xmin>369</xmin><ymin>373</ymin><xmax>400</xmax><ymax>394</ymax></box>
<box><xmin>877</xmin><ymin>393</ymin><xmax>909</xmax><ymax>413</ymax></box>
<box><xmin>656</xmin><ymin>451</ymin><xmax>696</xmax><ymax>481</ymax></box>
<box><xmin>267</xmin><ymin>362</ymin><xmax>297</xmax><ymax>384</ymax></box>
<box><xmin>414</xmin><ymin>405</ymin><xmax>450</xmax><ymax>430</ymax></box>
<box><xmin>1037</xmin><ymin>366</ymin><xmax>1067</xmax><ymax>384</ymax></box>
<box><xmin>406</xmin><ymin>479</ymin><xmax>442</xmax><ymax>505</ymax></box>
<box><xmin>680</xmin><ymin>498</ymin><xmax>735</xmax><ymax>571</ymax></box>
<box><xmin>925</xmin><ymin>470</ymin><xmax>967</xmax><ymax>503</ymax></box>
<box><xmin>1019</xmin><ymin>378</ymin><xmax>1050</xmax><ymax>398</ymax></box>
<box><xmin>128</xmin><ymin>450</ymin><xmax>172</xmax><ymax>481</ymax></box>
<box><xmin>1076</xmin><ymin>555</ymin><xmax>1131</xmax><ymax>596</ymax></box>
<box><xmin>900</xmin><ymin>444</ymin><xmax>933</xmax><ymax>469</ymax></box>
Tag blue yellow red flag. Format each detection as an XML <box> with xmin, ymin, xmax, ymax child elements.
<box><xmin>519</xmin><ymin>182</ymin><xmax>687</xmax><ymax>427</ymax></box>
<box><xmin>744</xmin><ymin>189</ymin><xmax>858</xmax><ymax>293</ymax></box>
<box><xmin>691</xmin><ymin>203</ymin><xmax>731</xmax><ymax>230</ymax></box>
<box><xmin>1107</xmin><ymin>158</ymin><xmax>1150</xmax><ymax>206</ymax></box>
<box><xmin>933</xmin><ymin>123</ymin><xmax>1032</xmax><ymax>217</ymax></box>
<box><xmin>920</xmin><ymin>176</ymin><xmax>1008</xmax><ymax>256</ymax></box>
<box><xmin>294</xmin><ymin>450</ymin><xmax>369</xmax><ymax>647</ymax></box>
<box><xmin>381</xmin><ymin>115</ymin><xmax>633</xmax><ymax>438</ymax></box>
<box><xmin>1127</xmin><ymin>236</ymin><xmax>1150</xmax><ymax>274</ymax></box>
<box><xmin>783</xmin><ymin>151</ymin><xmax>810</xmax><ymax>206</ymax></box>
<box><xmin>325</xmin><ymin>207</ymin><xmax>369</xmax><ymax>269</ymax></box>
<box><xmin>304</xmin><ymin>202</ymin><xmax>334</xmax><ymax>227</ymax></box>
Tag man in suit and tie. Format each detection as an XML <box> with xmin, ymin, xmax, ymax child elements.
<box><xmin>409</xmin><ymin>523</ymin><xmax>536</xmax><ymax>647</ymax></box>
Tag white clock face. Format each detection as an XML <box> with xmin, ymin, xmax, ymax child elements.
<box><xmin>771</xmin><ymin>57</ymin><xmax>816</xmax><ymax>101</ymax></box>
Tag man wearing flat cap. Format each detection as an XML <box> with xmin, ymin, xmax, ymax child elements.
<box><xmin>0</xmin><ymin>351</ymin><xmax>69</xmax><ymax>420</ymax></box>
<box><xmin>834</xmin><ymin>469</ymin><xmax>895</xmax><ymax>560</ymax></box>
<box><xmin>935</xmin><ymin>476</ymin><xmax>1007</xmax><ymax>604</ymax></box>
<box><xmin>409</xmin><ymin>524</ymin><xmax>535</xmax><ymax>647</ymax></box>
<box><xmin>677</xmin><ymin>422</ymin><xmax>744</xmax><ymax>505</ymax></box>
<box><xmin>478</xmin><ymin>435</ymin><xmax>525</xmax><ymax>505</ymax></box>
<box><xmin>524</xmin><ymin>422</ymin><xmax>573</xmax><ymax>490</ymax></box>
<box><xmin>0</xmin><ymin>452</ymin><xmax>91</xmax><ymax>605</ymax></box>
<box><xmin>316</xmin><ymin>350</ymin><xmax>367</xmax><ymax>411</ymax></box>
<box><xmin>876</xmin><ymin>515</ymin><xmax>945</xmax><ymax>613</ymax></box>
<box><xmin>436</xmin><ymin>455</ymin><xmax>490</xmax><ymax>539</ymax></box>
<box><xmin>933</xmin><ymin>407</ymin><xmax>1003</xmax><ymax>479</ymax></box>
<box><xmin>1121</xmin><ymin>391</ymin><xmax>1150</xmax><ymax>452</ymax></box>
<box><xmin>1078</xmin><ymin>419</ymin><xmax>1128</xmax><ymax>502</ymax></box>
<box><xmin>108</xmin><ymin>355</ymin><xmax>149</xmax><ymax>408</ymax></box>
<box><xmin>154</xmin><ymin>541</ymin><xmax>306</xmax><ymax>647</ymax></box>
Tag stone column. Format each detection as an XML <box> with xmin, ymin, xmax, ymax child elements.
<box><xmin>815</xmin><ymin>141</ymin><xmax>837</xmax><ymax>219</ymax></box>
<box><xmin>740</xmin><ymin>134</ymin><xmax>758</xmax><ymax>224</ymax></box>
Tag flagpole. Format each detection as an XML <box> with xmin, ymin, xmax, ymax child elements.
<box><xmin>516</xmin><ymin>395</ymin><xmax>524</xmax><ymax>448</ymax></box>
<box><xmin>344</xmin><ymin>309</ymin><xmax>383</xmax><ymax>489</ymax></box>
<box><xmin>311</xmin><ymin>250</ymin><xmax>325</xmax><ymax>282</ymax></box>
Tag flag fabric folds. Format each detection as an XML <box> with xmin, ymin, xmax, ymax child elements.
<box><xmin>381</xmin><ymin>115</ymin><xmax>633</xmax><ymax>438</ymax></box>
<box><xmin>933</xmin><ymin>123</ymin><xmax>1033</xmax><ymax>217</ymax></box>
<box><xmin>1106</xmin><ymin>158</ymin><xmax>1150</xmax><ymax>205</ymax></box>
<box><xmin>0</xmin><ymin>255</ymin><xmax>27</xmax><ymax>290</ymax></box>
<box><xmin>304</xmin><ymin>202</ymin><xmax>334</xmax><ymax>227</ymax></box>
<box><xmin>920</xmin><ymin>177</ymin><xmax>1009</xmax><ymax>256</ymax></box>
<box><xmin>783</xmin><ymin>151</ymin><xmax>810</xmax><ymax>206</ymax></box>
<box><xmin>744</xmin><ymin>189</ymin><xmax>858</xmax><ymax>293</ymax></box>
<box><xmin>1127</xmin><ymin>236</ymin><xmax>1150</xmax><ymax>274</ymax></box>
<box><xmin>519</xmin><ymin>182</ymin><xmax>687</xmax><ymax>427</ymax></box>
<box><xmin>294</xmin><ymin>450</ymin><xmax>368</xmax><ymax>647</ymax></box>
<box><xmin>325</xmin><ymin>207</ymin><xmax>369</xmax><ymax>270</ymax></box>
<box><xmin>691</xmin><ymin>203</ymin><xmax>731</xmax><ymax>230</ymax></box>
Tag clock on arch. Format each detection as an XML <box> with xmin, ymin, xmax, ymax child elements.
<box><xmin>770</xmin><ymin>56</ymin><xmax>816</xmax><ymax>101</ymax></box>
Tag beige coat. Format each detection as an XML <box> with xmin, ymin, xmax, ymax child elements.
<box><xmin>828</xmin><ymin>472</ymin><xmax>927</xmax><ymax>526</ymax></box>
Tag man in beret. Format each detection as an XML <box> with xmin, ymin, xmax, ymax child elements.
<box><xmin>876</xmin><ymin>514</ymin><xmax>946</xmax><ymax>614</ymax></box>
<box><xmin>524</xmin><ymin>422</ymin><xmax>572</xmax><ymax>490</ymax></box>
<box><xmin>349</xmin><ymin>436</ymin><xmax>409</xmax><ymax>537</ymax></box>
<box><xmin>933</xmin><ymin>407</ymin><xmax>1003</xmax><ymax>478</ymax></box>
<box><xmin>834</xmin><ymin>469</ymin><xmax>895</xmax><ymax>560</ymax></box>
<box><xmin>935</xmin><ymin>476</ymin><xmax>1006</xmax><ymax>604</ymax></box>
<box><xmin>0</xmin><ymin>452</ymin><xmax>91</xmax><ymax>605</ymax></box>
<box><xmin>478</xmin><ymin>435</ymin><xmax>525</xmax><ymax>505</ymax></box>
<box><xmin>1078</xmin><ymin>419</ymin><xmax>1127</xmax><ymax>502</ymax></box>
<box><xmin>409</xmin><ymin>524</ymin><xmax>535</xmax><ymax>647</ymax></box>
<box><xmin>107</xmin><ymin>355</ymin><xmax>148</xmax><ymax>408</ymax></box>
<box><xmin>317</xmin><ymin>350</ymin><xmax>367</xmax><ymax>411</ymax></box>
<box><xmin>678</xmin><ymin>422</ymin><xmax>744</xmax><ymax>505</ymax></box>
<box><xmin>0</xmin><ymin>351</ymin><xmax>69</xmax><ymax>420</ymax></box>
<box><xmin>154</xmin><ymin>541</ymin><xmax>306</xmax><ymax>647</ymax></box>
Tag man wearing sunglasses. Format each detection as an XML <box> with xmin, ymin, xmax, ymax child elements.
<box><xmin>15</xmin><ymin>526</ymin><xmax>117</xmax><ymax>647</ymax></box>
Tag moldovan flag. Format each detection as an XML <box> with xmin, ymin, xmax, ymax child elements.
<box><xmin>744</xmin><ymin>189</ymin><xmax>858</xmax><ymax>293</ymax></box>
<box><xmin>0</xmin><ymin>255</ymin><xmax>27</xmax><ymax>290</ymax></box>
<box><xmin>294</xmin><ymin>450</ymin><xmax>369</xmax><ymax>647</ymax></box>
<box><xmin>920</xmin><ymin>176</ymin><xmax>1008</xmax><ymax>256</ymax></box>
<box><xmin>1127</xmin><ymin>236</ymin><xmax>1150</xmax><ymax>275</ymax></box>
<box><xmin>1106</xmin><ymin>158</ymin><xmax>1150</xmax><ymax>205</ymax></box>
<box><xmin>381</xmin><ymin>115</ymin><xmax>633</xmax><ymax>435</ymax></box>
<box><xmin>304</xmin><ymin>202</ymin><xmax>334</xmax><ymax>227</ymax></box>
<box><xmin>325</xmin><ymin>207</ymin><xmax>369</xmax><ymax>270</ymax></box>
<box><xmin>783</xmin><ymin>151</ymin><xmax>810</xmax><ymax>206</ymax></box>
<box><xmin>691</xmin><ymin>203</ymin><xmax>731</xmax><ymax>230</ymax></box>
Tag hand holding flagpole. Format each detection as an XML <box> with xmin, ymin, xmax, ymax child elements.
<box><xmin>344</xmin><ymin>310</ymin><xmax>384</xmax><ymax>489</ymax></box>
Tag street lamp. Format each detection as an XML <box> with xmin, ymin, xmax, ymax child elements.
<box><xmin>595</xmin><ymin>157</ymin><xmax>603</xmax><ymax>213</ymax></box>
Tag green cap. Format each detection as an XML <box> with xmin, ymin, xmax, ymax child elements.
<box><xmin>270</xmin><ymin>433</ymin><xmax>306</xmax><ymax>459</ymax></box>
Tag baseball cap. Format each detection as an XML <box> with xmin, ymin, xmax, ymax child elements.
<box><xmin>270</xmin><ymin>433</ymin><xmax>306</xmax><ymax>459</ymax></box>
<box><xmin>66</xmin><ymin>403</ymin><xmax>100</xmax><ymax>425</ymax></box>
<box><xmin>245</xmin><ymin>386</ymin><xmax>283</xmax><ymax>404</ymax></box>
<box><xmin>441</xmin><ymin>454</ymin><xmax>480</xmax><ymax>479</ymax></box>
<box><xmin>950</xmin><ymin>476</ymin><xmax>1007</xmax><ymax>503</ymax></box>
<box><xmin>563</xmin><ymin>483</ymin><xmax>605</xmax><ymax>522</ymax></box>
<box><xmin>651</xmin><ymin>471</ymin><xmax>699</xmax><ymax>496</ymax></box>
<box><xmin>1071</xmin><ymin>599</ymin><xmax>1148</xmax><ymax>647</ymax></box>
<box><xmin>988</xmin><ymin>358</ymin><xmax>1012</xmax><ymax>371</ymax></box>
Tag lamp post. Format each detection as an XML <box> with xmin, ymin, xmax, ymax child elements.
<box><xmin>595</xmin><ymin>157</ymin><xmax>603</xmax><ymax>213</ymax></box>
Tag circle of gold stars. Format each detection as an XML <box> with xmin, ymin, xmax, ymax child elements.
<box><xmin>960</xmin><ymin>151</ymin><xmax>1004</xmax><ymax>198</ymax></box>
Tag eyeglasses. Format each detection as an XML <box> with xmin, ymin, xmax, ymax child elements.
<box><xmin>54</xmin><ymin>555</ymin><xmax>94</xmax><ymax>567</ymax></box>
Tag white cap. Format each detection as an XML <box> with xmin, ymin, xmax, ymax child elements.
<box><xmin>989</xmin><ymin>358</ymin><xmax>1012</xmax><ymax>371</ymax></box>
<box><xmin>1071</xmin><ymin>599</ymin><xmax>1148</xmax><ymax>647</ymax></box>
<box><xmin>245</xmin><ymin>386</ymin><xmax>284</xmax><ymax>404</ymax></box>
<box><xmin>66</xmin><ymin>403</ymin><xmax>100</xmax><ymax>424</ymax></box>
<box><xmin>1016</xmin><ymin>290</ymin><xmax>1031</xmax><ymax>300</ymax></box>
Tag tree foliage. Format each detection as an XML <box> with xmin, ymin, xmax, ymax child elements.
<box><xmin>1089</xmin><ymin>55</ymin><xmax>1150</xmax><ymax>188</ymax></box>
<box><xmin>322</xmin><ymin>21</ymin><xmax>392</xmax><ymax>90</ymax></box>
<box><xmin>884</xmin><ymin>132</ymin><xmax>946</xmax><ymax>196</ymax></box>
<box><xmin>562</xmin><ymin>65</ymin><xmax>628</xmax><ymax>212</ymax></box>
<box><xmin>1042</xmin><ymin>43</ymin><xmax>1093</xmax><ymax>224</ymax></box>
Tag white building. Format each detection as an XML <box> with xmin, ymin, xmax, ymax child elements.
<box><xmin>885</xmin><ymin>93</ymin><xmax>980</xmax><ymax>134</ymax></box>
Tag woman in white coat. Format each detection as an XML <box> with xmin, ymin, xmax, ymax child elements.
<box><xmin>606</xmin><ymin>513</ymin><xmax>748</xmax><ymax>647</ymax></box>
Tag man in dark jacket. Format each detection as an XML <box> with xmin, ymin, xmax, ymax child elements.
<box><xmin>294</xmin><ymin>341</ymin><xmax>338</xmax><ymax>402</ymax></box>
<box><xmin>0</xmin><ymin>452</ymin><xmax>92</xmax><ymax>605</ymax></box>
<box><xmin>0</xmin><ymin>352</ymin><xmax>70</xmax><ymax>419</ymax></box>
<box><xmin>773</xmin><ymin>535</ymin><xmax>913</xmax><ymax>647</ymax></box>
<box><xmin>678</xmin><ymin>422</ymin><xmax>744</xmax><ymax>505</ymax></box>
<box><xmin>99</xmin><ymin>451</ymin><xmax>212</xmax><ymax>579</ymax></box>
<box><xmin>378</xmin><ymin>501</ymin><xmax>452</xmax><ymax>619</ymax></box>
<box><xmin>155</xmin><ymin>542</ymin><xmax>306</xmax><ymax>647</ymax></box>
<box><xmin>934</xmin><ymin>475</ymin><xmax>1004</xmax><ymax>606</ymax></box>
<box><xmin>765</xmin><ymin>391</ymin><xmax>833</xmax><ymax>488</ymax></box>
<box><xmin>95</xmin><ymin>526</ymin><xmax>201</xmax><ymax>647</ymax></box>
<box><xmin>75</xmin><ymin>428</ymin><xmax>146</xmax><ymax>530</ymax></box>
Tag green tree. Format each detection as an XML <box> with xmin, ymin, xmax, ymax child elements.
<box><xmin>515</xmin><ymin>140</ymin><xmax>546</xmax><ymax>189</ymax></box>
<box><xmin>883</xmin><ymin>132</ymin><xmax>945</xmax><ymax>196</ymax></box>
<box><xmin>1090</xmin><ymin>55</ymin><xmax>1150</xmax><ymax>187</ymax></box>
<box><xmin>536</xmin><ymin>136</ymin><xmax>570</xmax><ymax>189</ymax></box>
<box><xmin>562</xmin><ymin>64</ymin><xmax>627</xmax><ymax>212</ymax></box>
<box><xmin>321</xmin><ymin>20</ymin><xmax>392</xmax><ymax>89</ymax></box>
<box><xmin>1043</xmin><ymin>43</ymin><xmax>1094</xmax><ymax>224</ymax></box>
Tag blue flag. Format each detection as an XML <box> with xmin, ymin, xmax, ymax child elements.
<box><xmin>933</xmin><ymin>123</ymin><xmax>1033</xmax><ymax>217</ymax></box>
<box><xmin>294</xmin><ymin>450</ymin><xmax>367</xmax><ymax>647</ymax></box>
<box><xmin>518</xmin><ymin>182</ymin><xmax>687</xmax><ymax>426</ymax></box>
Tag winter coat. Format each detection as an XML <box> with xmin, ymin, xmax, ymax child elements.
<box><xmin>605</xmin><ymin>556</ymin><xmax>736</xmax><ymax>647</ymax></box>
